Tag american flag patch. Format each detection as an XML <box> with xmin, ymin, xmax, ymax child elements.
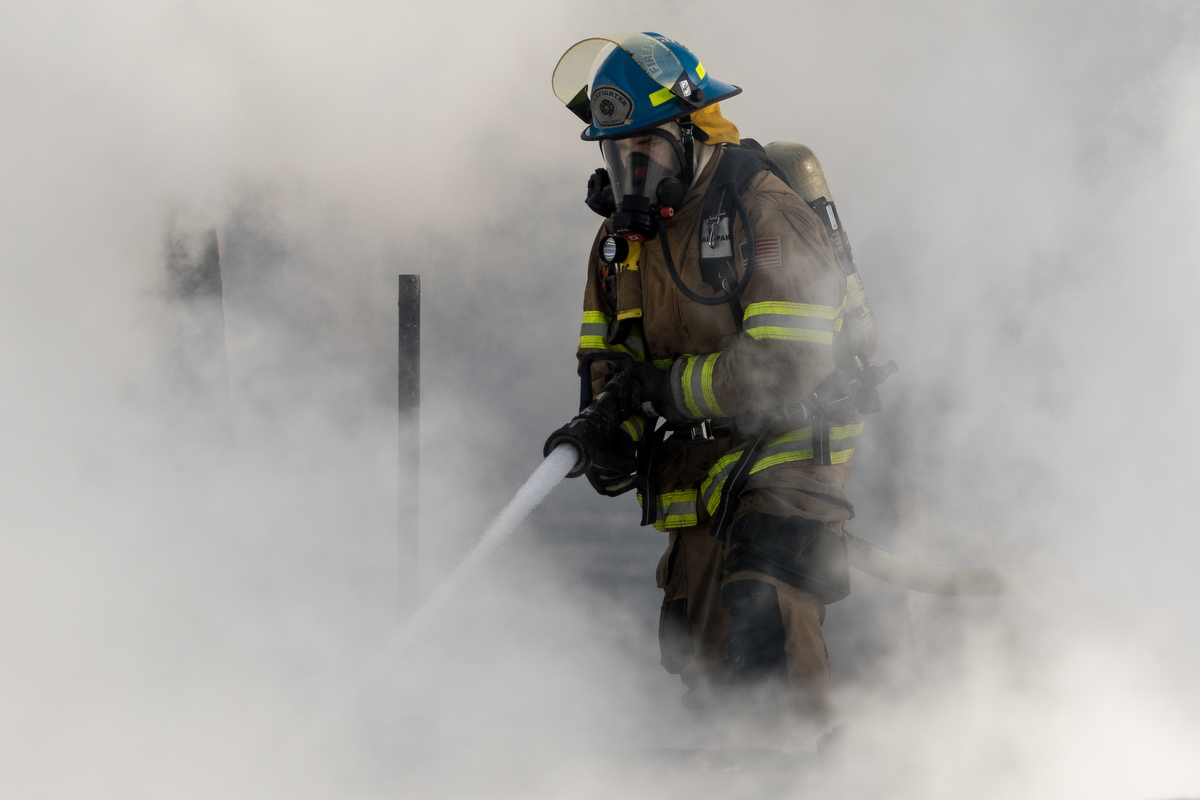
<box><xmin>739</xmin><ymin>237</ymin><xmax>782</xmax><ymax>269</ymax></box>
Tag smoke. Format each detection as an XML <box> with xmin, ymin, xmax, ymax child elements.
<box><xmin>1</xmin><ymin>0</ymin><xmax>1198</xmax><ymax>797</ymax></box>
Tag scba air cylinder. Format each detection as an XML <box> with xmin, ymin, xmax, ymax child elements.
<box><xmin>764</xmin><ymin>142</ymin><xmax>879</xmax><ymax>365</ymax></box>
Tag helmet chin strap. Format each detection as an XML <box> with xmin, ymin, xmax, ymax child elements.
<box><xmin>678</xmin><ymin>116</ymin><xmax>696</xmax><ymax>187</ymax></box>
<box><xmin>691</xmin><ymin>142</ymin><xmax>716</xmax><ymax>188</ymax></box>
<box><xmin>677</xmin><ymin>115</ymin><xmax>719</xmax><ymax>189</ymax></box>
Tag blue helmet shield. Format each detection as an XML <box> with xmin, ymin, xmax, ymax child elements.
<box><xmin>552</xmin><ymin>33</ymin><xmax>741</xmax><ymax>140</ymax></box>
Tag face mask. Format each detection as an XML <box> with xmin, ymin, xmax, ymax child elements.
<box><xmin>600</xmin><ymin>123</ymin><xmax>694</xmax><ymax>241</ymax></box>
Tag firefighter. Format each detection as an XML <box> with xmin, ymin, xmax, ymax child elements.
<box><xmin>550</xmin><ymin>34</ymin><xmax>873</xmax><ymax>735</ymax></box>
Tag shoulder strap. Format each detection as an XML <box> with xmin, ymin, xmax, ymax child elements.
<box><xmin>697</xmin><ymin>146</ymin><xmax>785</xmax><ymax>329</ymax></box>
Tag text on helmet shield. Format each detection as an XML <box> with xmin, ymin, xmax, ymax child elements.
<box><xmin>637</xmin><ymin>40</ymin><xmax>671</xmax><ymax>82</ymax></box>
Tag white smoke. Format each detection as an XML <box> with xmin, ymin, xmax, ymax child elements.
<box><xmin>0</xmin><ymin>1</ymin><xmax>1198</xmax><ymax>797</ymax></box>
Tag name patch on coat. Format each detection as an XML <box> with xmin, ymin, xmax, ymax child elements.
<box><xmin>739</xmin><ymin>237</ymin><xmax>782</xmax><ymax>269</ymax></box>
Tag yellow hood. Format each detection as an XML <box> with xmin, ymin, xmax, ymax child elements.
<box><xmin>692</xmin><ymin>103</ymin><xmax>740</xmax><ymax>145</ymax></box>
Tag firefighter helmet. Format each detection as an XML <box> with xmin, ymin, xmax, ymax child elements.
<box><xmin>552</xmin><ymin>33</ymin><xmax>741</xmax><ymax>141</ymax></box>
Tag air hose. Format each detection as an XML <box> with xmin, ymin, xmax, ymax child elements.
<box><xmin>656</xmin><ymin>189</ymin><xmax>756</xmax><ymax>305</ymax></box>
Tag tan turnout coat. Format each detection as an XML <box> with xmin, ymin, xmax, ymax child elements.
<box><xmin>576</xmin><ymin>146</ymin><xmax>860</xmax><ymax>532</ymax></box>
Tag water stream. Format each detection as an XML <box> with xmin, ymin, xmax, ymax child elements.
<box><xmin>281</xmin><ymin>444</ymin><xmax>582</xmax><ymax>760</ymax></box>
<box><xmin>390</xmin><ymin>443</ymin><xmax>580</xmax><ymax>651</ymax></box>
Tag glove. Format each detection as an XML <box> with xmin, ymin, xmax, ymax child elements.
<box><xmin>631</xmin><ymin>360</ymin><xmax>691</xmax><ymax>423</ymax></box>
<box><xmin>584</xmin><ymin>428</ymin><xmax>638</xmax><ymax>497</ymax></box>
<box><xmin>586</xmin><ymin>464</ymin><xmax>638</xmax><ymax>497</ymax></box>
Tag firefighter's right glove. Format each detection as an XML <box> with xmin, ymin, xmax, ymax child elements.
<box><xmin>584</xmin><ymin>428</ymin><xmax>638</xmax><ymax>497</ymax></box>
<box><xmin>631</xmin><ymin>360</ymin><xmax>691</xmax><ymax>423</ymax></box>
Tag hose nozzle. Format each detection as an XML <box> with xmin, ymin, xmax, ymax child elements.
<box><xmin>544</xmin><ymin>353</ymin><xmax>636</xmax><ymax>478</ymax></box>
<box><xmin>543</xmin><ymin>421</ymin><xmax>598</xmax><ymax>478</ymax></box>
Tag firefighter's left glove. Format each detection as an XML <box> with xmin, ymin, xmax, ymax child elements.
<box><xmin>631</xmin><ymin>360</ymin><xmax>691</xmax><ymax>424</ymax></box>
<box><xmin>585</xmin><ymin>428</ymin><xmax>638</xmax><ymax>497</ymax></box>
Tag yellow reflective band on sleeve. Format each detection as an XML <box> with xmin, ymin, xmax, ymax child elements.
<box><xmin>746</xmin><ymin>301</ymin><xmax>843</xmax><ymax>318</ymax></box>
<box><xmin>701</xmin><ymin>355</ymin><xmax>723</xmax><ymax>418</ymax></box>
<box><xmin>654</xmin><ymin>358</ymin><xmax>674</xmax><ymax>370</ymax></box>
<box><xmin>680</xmin><ymin>356</ymin><xmax>701</xmax><ymax>418</ymax></box>
<box><xmin>649</xmin><ymin>86</ymin><xmax>675</xmax><ymax>107</ymax></box>
<box><xmin>828</xmin><ymin>421</ymin><xmax>864</xmax><ymax>465</ymax></box>
<box><xmin>637</xmin><ymin>489</ymin><xmax>699</xmax><ymax>532</ymax></box>
<box><xmin>621</xmin><ymin>415</ymin><xmax>648</xmax><ymax>443</ymax></box>
<box><xmin>742</xmin><ymin>300</ymin><xmax>844</xmax><ymax>344</ymax></box>
<box><xmin>679</xmin><ymin>352</ymin><xmax>725</xmax><ymax>419</ymax></box>
<box><xmin>577</xmin><ymin>310</ymin><xmax>647</xmax><ymax>362</ymax></box>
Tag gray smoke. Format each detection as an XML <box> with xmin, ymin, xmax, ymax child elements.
<box><xmin>1</xmin><ymin>1</ymin><xmax>1198</xmax><ymax>797</ymax></box>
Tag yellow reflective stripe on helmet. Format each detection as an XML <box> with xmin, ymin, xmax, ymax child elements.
<box><xmin>742</xmin><ymin>300</ymin><xmax>845</xmax><ymax>344</ymax></box>
<box><xmin>621</xmin><ymin>415</ymin><xmax>648</xmax><ymax>443</ymax></box>
<box><xmin>578</xmin><ymin>310</ymin><xmax>647</xmax><ymax>362</ymax></box>
<box><xmin>700</xmin><ymin>426</ymin><xmax>816</xmax><ymax>514</ymax></box>
<box><xmin>638</xmin><ymin>489</ymin><xmax>699</xmax><ymax>532</ymax></box>
<box><xmin>695</xmin><ymin>62</ymin><xmax>706</xmax><ymax>79</ymax></box>
<box><xmin>649</xmin><ymin>86</ymin><xmax>675</xmax><ymax>107</ymax></box>
<box><xmin>679</xmin><ymin>352</ymin><xmax>725</xmax><ymax>419</ymax></box>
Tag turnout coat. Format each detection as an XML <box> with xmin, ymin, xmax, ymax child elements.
<box><xmin>576</xmin><ymin>146</ymin><xmax>862</xmax><ymax>536</ymax></box>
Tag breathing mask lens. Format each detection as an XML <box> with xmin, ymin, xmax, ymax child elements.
<box><xmin>601</xmin><ymin>129</ymin><xmax>686</xmax><ymax>241</ymax></box>
<box><xmin>601</xmin><ymin>134</ymin><xmax>683</xmax><ymax>205</ymax></box>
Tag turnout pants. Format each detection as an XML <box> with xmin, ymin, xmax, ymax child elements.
<box><xmin>655</xmin><ymin>485</ymin><xmax>851</xmax><ymax>729</ymax></box>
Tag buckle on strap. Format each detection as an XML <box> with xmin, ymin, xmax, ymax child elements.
<box><xmin>687</xmin><ymin>420</ymin><xmax>715</xmax><ymax>443</ymax></box>
<box><xmin>704</xmin><ymin>216</ymin><xmax>721</xmax><ymax>250</ymax></box>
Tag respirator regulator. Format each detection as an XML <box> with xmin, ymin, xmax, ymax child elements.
<box><xmin>595</xmin><ymin>121</ymin><xmax>694</xmax><ymax>242</ymax></box>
